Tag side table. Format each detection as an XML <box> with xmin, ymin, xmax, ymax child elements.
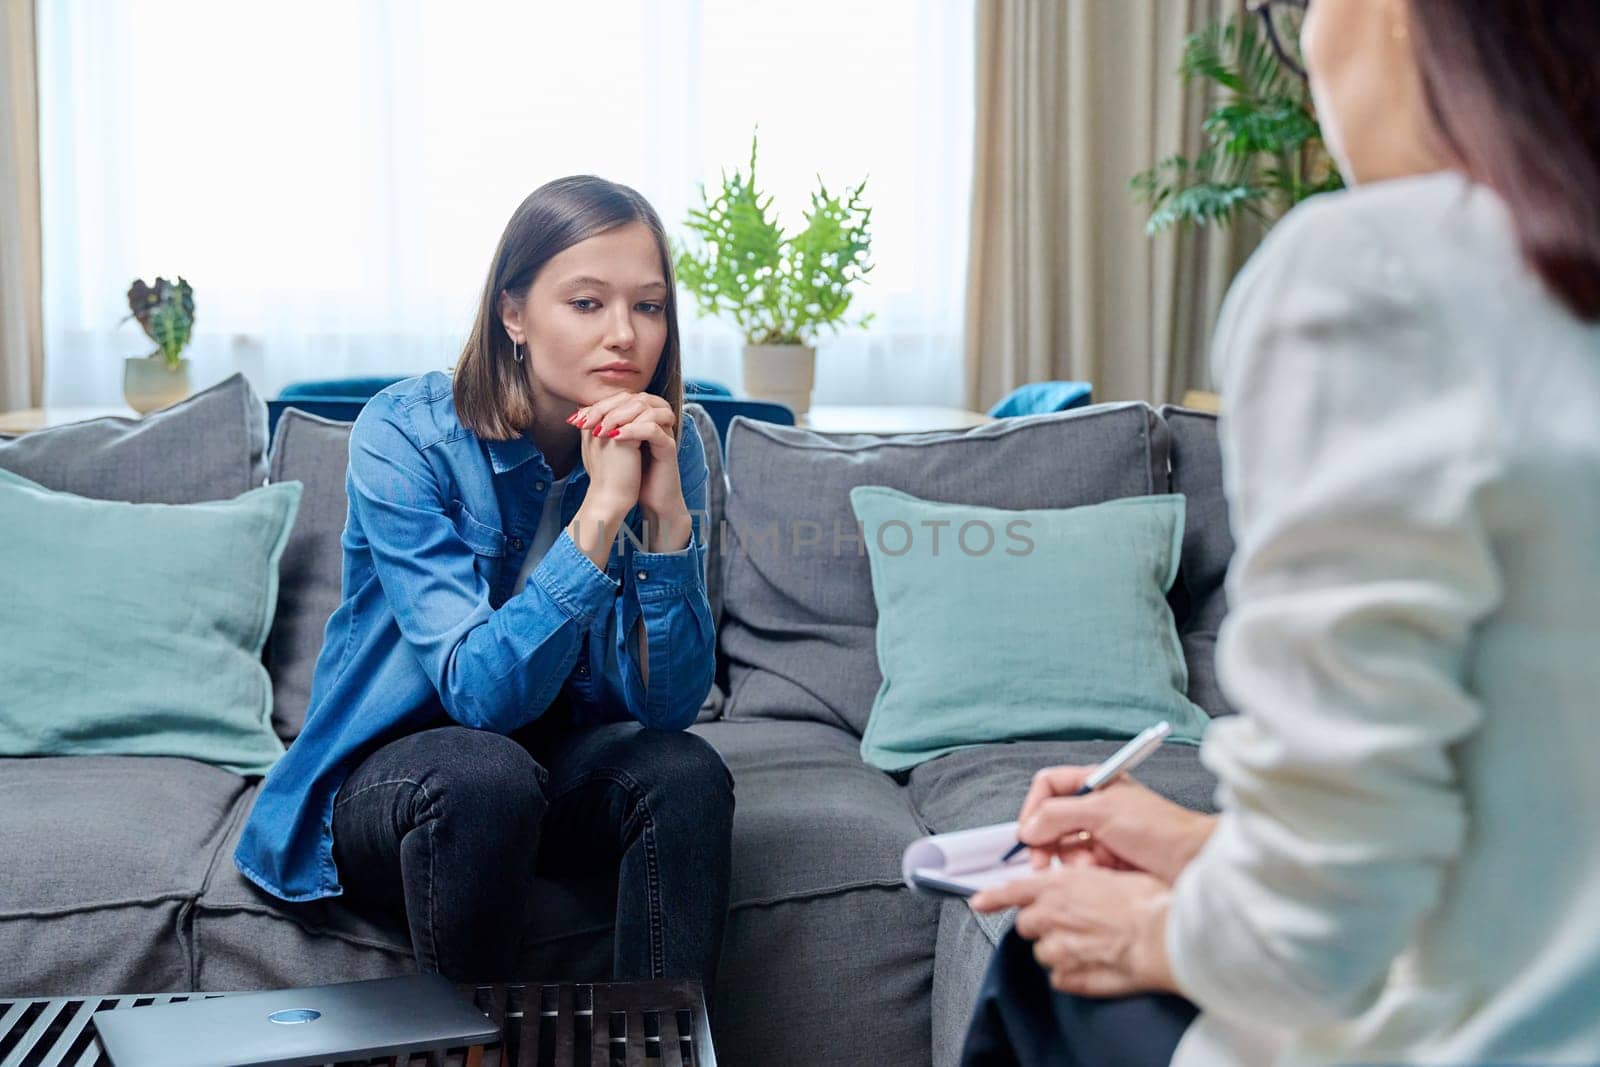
<box><xmin>0</xmin><ymin>407</ymin><xmax>140</xmax><ymax>435</ymax></box>
<box><xmin>797</xmin><ymin>404</ymin><xmax>993</xmax><ymax>434</ymax></box>
<box><xmin>0</xmin><ymin>978</ymin><xmax>713</xmax><ymax>1066</ymax></box>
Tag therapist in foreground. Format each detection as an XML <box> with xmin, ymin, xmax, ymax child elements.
<box><xmin>963</xmin><ymin>0</ymin><xmax>1600</xmax><ymax>1063</ymax></box>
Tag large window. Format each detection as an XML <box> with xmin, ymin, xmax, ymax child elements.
<box><xmin>38</xmin><ymin>0</ymin><xmax>974</xmax><ymax>407</ymax></box>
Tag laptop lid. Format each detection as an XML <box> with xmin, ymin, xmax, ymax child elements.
<box><xmin>93</xmin><ymin>974</ymin><xmax>500</xmax><ymax>1067</ymax></box>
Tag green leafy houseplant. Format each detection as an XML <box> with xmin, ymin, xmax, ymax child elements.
<box><xmin>124</xmin><ymin>276</ymin><xmax>195</xmax><ymax>370</ymax></box>
<box><xmin>675</xmin><ymin>133</ymin><xmax>875</xmax><ymax>346</ymax></box>
<box><xmin>1130</xmin><ymin>12</ymin><xmax>1342</xmax><ymax>235</ymax></box>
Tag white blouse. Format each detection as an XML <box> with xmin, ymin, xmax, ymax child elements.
<box><xmin>1167</xmin><ymin>171</ymin><xmax>1600</xmax><ymax>1065</ymax></box>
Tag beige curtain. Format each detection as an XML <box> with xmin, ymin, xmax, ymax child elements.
<box><xmin>1</xmin><ymin>0</ymin><xmax>44</xmax><ymax>413</ymax></box>
<box><xmin>964</xmin><ymin>0</ymin><xmax>1264</xmax><ymax>410</ymax></box>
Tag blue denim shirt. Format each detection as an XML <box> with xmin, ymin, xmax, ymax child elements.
<box><xmin>235</xmin><ymin>371</ymin><xmax>715</xmax><ymax>902</ymax></box>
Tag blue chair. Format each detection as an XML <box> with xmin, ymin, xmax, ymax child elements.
<box><xmin>684</xmin><ymin>396</ymin><xmax>795</xmax><ymax>449</ymax></box>
<box><xmin>272</xmin><ymin>377</ymin><xmax>409</xmax><ymax>442</ymax></box>
<box><xmin>267</xmin><ymin>398</ymin><xmax>370</xmax><ymax>442</ymax></box>
<box><xmin>684</xmin><ymin>378</ymin><xmax>733</xmax><ymax>397</ymax></box>
<box><xmin>284</xmin><ymin>375</ymin><xmax>736</xmax><ymax>402</ymax></box>
<box><xmin>279</xmin><ymin>376</ymin><xmax>407</xmax><ymax>401</ymax></box>
<box><xmin>271</xmin><ymin>376</ymin><xmax>780</xmax><ymax>448</ymax></box>
<box><xmin>283</xmin><ymin>375</ymin><xmax>735</xmax><ymax>405</ymax></box>
<box><xmin>987</xmin><ymin>381</ymin><xmax>1093</xmax><ymax>418</ymax></box>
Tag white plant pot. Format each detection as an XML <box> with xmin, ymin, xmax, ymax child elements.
<box><xmin>741</xmin><ymin>344</ymin><xmax>816</xmax><ymax>415</ymax></box>
<box><xmin>124</xmin><ymin>357</ymin><xmax>192</xmax><ymax>415</ymax></box>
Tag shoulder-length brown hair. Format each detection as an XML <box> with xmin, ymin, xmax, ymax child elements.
<box><xmin>454</xmin><ymin>176</ymin><xmax>684</xmax><ymax>440</ymax></box>
<box><xmin>1409</xmin><ymin>0</ymin><xmax>1600</xmax><ymax>321</ymax></box>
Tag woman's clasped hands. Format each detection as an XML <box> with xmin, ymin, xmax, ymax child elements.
<box><xmin>566</xmin><ymin>391</ymin><xmax>690</xmax><ymax>554</ymax></box>
<box><xmin>968</xmin><ymin>765</ymin><xmax>1217</xmax><ymax>997</ymax></box>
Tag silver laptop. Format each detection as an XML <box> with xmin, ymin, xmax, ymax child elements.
<box><xmin>92</xmin><ymin>974</ymin><xmax>501</xmax><ymax>1067</ymax></box>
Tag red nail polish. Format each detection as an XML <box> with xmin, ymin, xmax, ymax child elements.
<box><xmin>592</xmin><ymin>425</ymin><xmax>602</xmax><ymax>436</ymax></box>
<box><xmin>607</xmin><ymin>428</ymin><xmax>621</xmax><ymax>438</ymax></box>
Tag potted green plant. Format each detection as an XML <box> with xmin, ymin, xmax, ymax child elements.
<box><xmin>122</xmin><ymin>276</ymin><xmax>196</xmax><ymax>414</ymax></box>
<box><xmin>675</xmin><ymin>132</ymin><xmax>874</xmax><ymax>414</ymax></box>
<box><xmin>1130</xmin><ymin>8</ymin><xmax>1342</xmax><ymax>236</ymax></box>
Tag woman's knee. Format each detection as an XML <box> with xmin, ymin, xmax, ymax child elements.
<box><xmin>632</xmin><ymin>730</ymin><xmax>734</xmax><ymax>810</ymax></box>
<box><xmin>409</xmin><ymin>726</ymin><xmax>548</xmax><ymax>830</ymax></box>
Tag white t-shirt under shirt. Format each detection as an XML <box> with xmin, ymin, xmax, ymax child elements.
<box><xmin>512</xmin><ymin>472</ymin><xmax>574</xmax><ymax>598</ymax></box>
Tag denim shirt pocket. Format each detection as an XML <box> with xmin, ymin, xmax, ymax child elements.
<box><xmin>446</xmin><ymin>500</ymin><xmax>507</xmax><ymax>579</ymax></box>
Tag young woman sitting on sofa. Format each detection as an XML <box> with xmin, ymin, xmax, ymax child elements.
<box><xmin>962</xmin><ymin>0</ymin><xmax>1600</xmax><ymax>1064</ymax></box>
<box><xmin>233</xmin><ymin>176</ymin><xmax>734</xmax><ymax>994</ymax></box>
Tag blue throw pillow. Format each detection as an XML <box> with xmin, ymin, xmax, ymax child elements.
<box><xmin>0</xmin><ymin>468</ymin><xmax>301</xmax><ymax>775</ymax></box>
<box><xmin>849</xmin><ymin>486</ymin><xmax>1208</xmax><ymax>771</ymax></box>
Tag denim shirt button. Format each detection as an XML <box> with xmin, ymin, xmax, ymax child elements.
<box><xmin>509</xmin><ymin>538</ymin><xmax>525</xmax><ymax>552</ymax></box>
<box><xmin>636</xmin><ymin>570</ymin><xmax>649</xmax><ymax>582</ymax></box>
<box><xmin>577</xmin><ymin>663</ymin><xmax>589</xmax><ymax>676</ymax></box>
<box><xmin>535</xmin><ymin>481</ymin><xmax>546</xmax><ymax>492</ymax></box>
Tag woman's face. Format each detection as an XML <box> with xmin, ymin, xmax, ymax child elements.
<box><xmin>503</xmin><ymin>221</ymin><xmax>669</xmax><ymax>416</ymax></box>
<box><xmin>1301</xmin><ymin>0</ymin><xmax>1446</xmax><ymax>183</ymax></box>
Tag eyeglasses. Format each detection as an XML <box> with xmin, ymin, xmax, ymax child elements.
<box><xmin>1248</xmin><ymin>0</ymin><xmax>1309</xmax><ymax>81</ymax></box>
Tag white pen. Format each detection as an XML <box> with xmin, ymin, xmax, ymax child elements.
<box><xmin>999</xmin><ymin>720</ymin><xmax>1173</xmax><ymax>863</ymax></box>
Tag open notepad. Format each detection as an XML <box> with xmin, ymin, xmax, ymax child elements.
<box><xmin>901</xmin><ymin>821</ymin><xmax>1041</xmax><ymax>898</ymax></box>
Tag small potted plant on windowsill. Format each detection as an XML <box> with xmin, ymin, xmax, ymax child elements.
<box><xmin>675</xmin><ymin>132</ymin><xmax>874</xmax><ymax>414</ymax></box>
<box><xmin>122</xmin><ymin>276</ymin><xmax>196</xmax><ymax>414</ymax></box>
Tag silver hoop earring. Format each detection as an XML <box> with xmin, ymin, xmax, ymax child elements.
<box><xmin>512</xmin><ymin>342</ymin><xmax>524</xmax><ymax>364</ymax></box>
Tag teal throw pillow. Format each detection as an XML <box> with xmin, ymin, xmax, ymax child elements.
<box><xmin>0</xmin><ymin>468</ymin><xmax>302</xmax><ymax>775</ymax></box>
<box><xmin>849</xmin><ymin>486</ymin><xmax>1208</xmax><ymax>772</ymax></box>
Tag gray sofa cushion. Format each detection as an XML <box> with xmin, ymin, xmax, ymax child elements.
<box><xmin>691</xmin><ymin>719</ymin><xmax>938</xmax><ymax>1066</ymax></box>
<box><xmin>0</xmin><ymin>373</ymin><xmax>267</xmax><ymax>504</ymax></box>
<box><xmin>908</xmin><ymin>739</ymin><xmax>1219</xmax><ymax>837</ymax></box>
<box><xmin>717</xmin><ymin>405</ymin><xmax>1173</xmax><ymax>735</ymax></box>
<box><xmin>265</xmin><ymin>410</ymin><xmax>353</xmax><ymax>742</ymax></box>
<box><xmin>0</xmin><ymin>756</ymin><xmax>249</xmax><ymax>995</ymax></box>
<box><xmin>691</xmin><ymin>720</ymin><xmax>925</xmax><ymax>903</ymax></box>
<box><xmin>2</xmin><ymin>899</ymin><xmax>194</xmax><ymax>998</ymax></box>
<box><xmin>195</xmin><ymin>907</ymin><xmax>415</xmax><ymax>992</ymax></box>
<box><xmin>716</xmin><ymin>889</ymin><xmax>937</xmax><ymax>1066</ymax></box>
<box><xmin>1160</xmin><ymin>406</ymin><xmax>1237</xmax><ymax>718</ymax></box>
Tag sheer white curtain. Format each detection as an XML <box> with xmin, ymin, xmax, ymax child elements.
<box><xmin>37</xmin><ymin>0</ymin><xmax>974</xmax><ymax>408</ymax></box>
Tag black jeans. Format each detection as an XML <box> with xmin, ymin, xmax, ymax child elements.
<box><xmin>331</xmin><ymin>717</ymin><xmax>735</xmax><ymax>993</ymax></box>
<box><xmin>959</xmin><ymin>928</ymin><xmax>1198</xmax><ymax>1067</ymax></box>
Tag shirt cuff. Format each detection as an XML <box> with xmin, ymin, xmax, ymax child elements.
<box><xmin>1166</xmin><ymin>814</ymin><xmax>1329</xmax><ymax>1028</ymax></box>
<box><xmin>628</xmin><ymin>529</ymin><xmax>705</xmax><ymax>603</ymax></box>
<box><xmin>531</xmin><ymin>527</ymin><xmax>620</xmax><ymax>625</ymax></box>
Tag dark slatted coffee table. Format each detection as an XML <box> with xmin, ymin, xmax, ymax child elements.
<box><xmin>0</xmin><ymin>978</ymin><xmax>713</xmax><ymax>1067</ymax></box>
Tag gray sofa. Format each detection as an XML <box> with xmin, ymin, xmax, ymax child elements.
<box><xmin>0</xmin><ymin>373</ymin><xmax>1235</xmax><ymax>1066</ymax></box>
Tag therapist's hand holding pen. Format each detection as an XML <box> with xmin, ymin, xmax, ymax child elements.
<box><xmin>1001</xmin><ymin>722</ymin><xmax>1218</xmax><ymax>886</ymax></box>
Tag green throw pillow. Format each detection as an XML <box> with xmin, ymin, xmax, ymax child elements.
<box><xmin>0</xmin><ymin>468</ymin><xmax>302</xmax><ymax>775</ymax></box>
<box><xmin>849</xmin><ymin>486</ymin><xmax>1208</xmax><ymax>772</ymax></box>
